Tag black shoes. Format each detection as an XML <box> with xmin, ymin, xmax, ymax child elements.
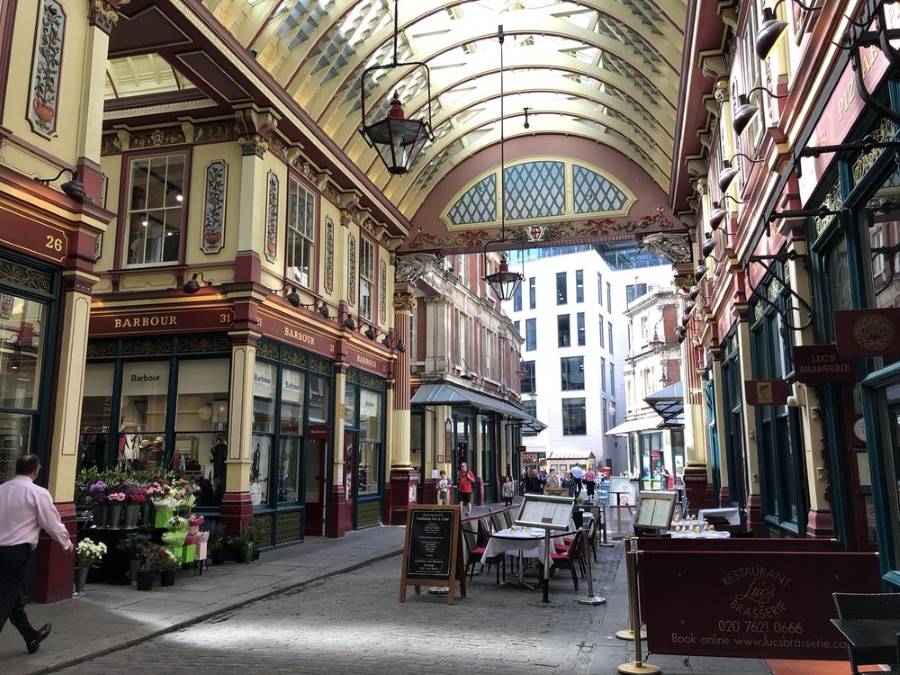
<box><xmin>26</xmin><ymin>623</ymin><xmax>51</xmax><ymax>654</ymax></box>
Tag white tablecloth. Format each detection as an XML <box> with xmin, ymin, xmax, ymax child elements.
<box><xmin>668</xmin><ymin>530</ymin><xmax>731</xmax><ymax>539</ymax></box>
<box><xmin>698</xmin><ymin>507</ymin><xmax>741</xmax><ymax>525</ymax></box>
<box><xmin>481</xmin><ymin>528</ymin><xmax>549</xmax><ymax>564</ymax></box>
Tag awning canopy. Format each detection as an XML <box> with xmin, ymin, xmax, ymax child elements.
<box><xmin>411</xmin><ymin>384</ymin><xmax>546</xmax><ymax>433</ymax></box>
<box><xmin>606</xmin><ymin>415</ymin><xmax>665</xmax><ymax>437</ymax></box>
<box><xmin>644</xmin><ymin>381</ymin><xmax>685</xmax><ymax>428</ymax></box>
<box><xmin>546</xmin><ymin>449</ymin><xmax>595</xmax><ymax>460</ymax></box>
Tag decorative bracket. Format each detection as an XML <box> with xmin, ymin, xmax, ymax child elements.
<box><xmin>746</xmin><ymin>249</ymin><xmax>814</xmax><ymax>332</ymax></box>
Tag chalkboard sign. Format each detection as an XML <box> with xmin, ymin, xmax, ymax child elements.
<box><xmin>399</xmin><ymin>505</ymin><xmax>466</xmax><ymax>605</ymax></box>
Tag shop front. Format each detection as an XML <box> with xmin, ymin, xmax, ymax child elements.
<box><xmin>342</xmin><ymin>367</ymin><xmax>387</xmax><ymax>529</ymax></box>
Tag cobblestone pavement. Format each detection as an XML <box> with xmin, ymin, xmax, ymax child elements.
<box><xmin>57</xmin><ymin>542</ymin><xmax>770</xmax><ymax>675</ymax></box>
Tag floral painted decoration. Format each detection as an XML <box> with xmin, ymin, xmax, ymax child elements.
<box><xmin>346</xmin><ymin>233</ymin><xmax>356</xmax><ymax>306</ymax></box>
<box><xmin>201</xmin><ymin>160</ymin><xmax>227</xmax><ymax>254</ymax></box>
<box><xmin>265</xmin><ymin>171</ymin><xmax>279</xmax><ymax>263</ymax></box>
<box><xmin>380</xmin><ymin>258</ymin><xmax>387</xmax><ymax>323</ymax></box>
<box><xmin>324</xmin><ymin>215</ymin><xmax>335</xmax><ymax>294</ymax></box>
<box><xmin>28</xmin><ymin>0</ymin><xmax>66</xmax><ymax>137</ymax></box>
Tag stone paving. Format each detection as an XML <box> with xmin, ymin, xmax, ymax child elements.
<box><xmin>46</xmin><ymin>538</ymin><xmax>771</xmax><ymax>675</ymax></box>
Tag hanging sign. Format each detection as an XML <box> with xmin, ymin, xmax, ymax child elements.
<box><xmin>791</xmin><ymin>344</ymin><xmax>858</xmax><ymax>384</ymax></box>
<box><xmin>834</xmin><ymin>308</ymin><xmax>900</xmax><ymax>358</ymax></box>
<box><xmin>399</xmin><ymin>505</ymin><xmax>466</xmax><ymax>605</ymax></box>
<box><xmin>743</xmin><ymin>379</ymin><xmax>789</xmax><ymax>406</ymax></box>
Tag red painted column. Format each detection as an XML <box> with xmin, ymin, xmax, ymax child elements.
<box><xmin>388</xmin><ymin>291</ymin><xmax>418</xmax><ymax>525</ymax></box>
<box><xmin>32</xmin><ymin>503</ymin><xmax>76</xmax><ymax>603</ymax></box>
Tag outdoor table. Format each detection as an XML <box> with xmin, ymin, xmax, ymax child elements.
<box><xmin>830</xmin><ymin>618</ymin><xmax>900</xmax><ymax>667</ymax></box>
<box><xmin>482</xmin><ymin>527</ymin><xmax>550</xmax><ymax>589</ymax></box>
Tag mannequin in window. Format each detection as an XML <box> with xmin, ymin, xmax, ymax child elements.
<box><xmin>251</xmin><ymin>442</ymin><xmax>261</xmax><ymax>483</ymax></box>
<box><xmin>118</xmin><ymin>425</ymin><xmax>140</xmax><ymax>468</ymax></box>
<box><xmin>210</xmin><ymin>436</ymin><xmax>227</xmax><ymax>498</ymax></box>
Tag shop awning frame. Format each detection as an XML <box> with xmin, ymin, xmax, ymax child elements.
<box><xmin>605</xmin><ymin>415</ymin><xmax>665</xmax><ymax>437</ymax></box>
<box><xmin>411</xmin><ymin>383</ymin><xmax>546</xmax><ymax>433</ymax></box>
<box><xmin>644</xmin><ymin>381</ymin><xmax>684</xmax><ymax>428</ymax></box>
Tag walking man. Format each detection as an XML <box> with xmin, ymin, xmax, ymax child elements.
<box><xmin>457</xmin><ymin>462</ymin><xmax>475</xmax><ymax>516</ymax></box>
<box><xmin>0</xmin><ymin>453</ymin><xmax>73</xmax><ymax>654</ymax></box>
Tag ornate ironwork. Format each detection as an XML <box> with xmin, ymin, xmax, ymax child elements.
<box><xmin>0</xmin><ymin>260</ymin><xmax>53</xmax><ymax>294</ymax></box>
<box><xmin>640</xmin><ymin>232</ymin><xmax>693</xmax><ymax>264</ymax></box>
<box><xmin>747</xmin><ymin>251</ymin><xmax>814</xmax><ymax>332</ymax></box>
<box><xmin>394</xmin><ymin>252</ymin><xmax>440</xmax><ymax>283</ymax></box>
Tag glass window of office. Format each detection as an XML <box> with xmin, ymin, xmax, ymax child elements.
<box><xmin>556</xmin><ymin>272</ymin><xmax>567</xmax><ymax>305</ymax></box>
<box><xmin>577</xmin><ymin>312</ymin><xmax>585</xmax><ymax>346</ymax></box>
<box><xmin>597</xmin><ymin>273</ymin><xmax>603</xmax><ymax>306</ymax></box>
<box><xmin>598</xmin><ymin>316</ymin><xmax>605</xmax><ymax>348</ymax></box>
<box><xmin>513</xmin><ymin>282</ymin><xmax>522</xmax><ymax>312</ymax></box>
<box><xmin>525</xmin><ymin>318</ymin><xmax>537</xmax><ymax>351</ymax></box>
<box><xmin>0</xmin><ymin>280</ymin><xmax>52</xmax><ymax>483</ymax></box>
<box><xmin>520</xmin><ymin>361</ymin><xmax>536</xmax><ymax>394</ymax></box>
<box><xmin>523</xmin><ymin>399</ymin><xmax>537</xmax><ymax>418</ymax></box>
<box><xmin>608</xmin><ymin>323</ymin><xmax>614</xmax><ymax>354</ymax></box>
<box><xmin>575</xmin><ymin>270</ymin><xmax>584</xmax><ymax>303</ymax></box>
<box><xmin>601</xmin><ymin>358</ymin><xmax>606</xmax><ymax>392</ymax></box>
<box><xmin>528</xmin><ymin>277</ymin><xmax>536</xmax><ymax>309</ymax></box>
<box><xmin>557</xmin><ymin>315</ymin><xmax>571</xmax><ymax>348</ymax></box>
<box><xmin>606</xmin><ymin>283</ymin><xmax>612</xmax><ymax>310</ymax></box>
<box><xmin>124</xmin><ymin>153</ymin><xmax>186</xmax><ymax>266</ymax></box>
<box><xmin>560</xmin><ymin>356</ymin><xmax>584</xmax><ymax>391</ymax></box>
<box><xmin>562</xmin><ymin>398</ymin><xmax>586</xmax><ymax>435</ymax></box>
<box><xmin>286</xmin><ymin>178</ymin><xmax>316</xmax><ymax>288</ymax></box>
<box><xmin>609</xmin><ymin>363</ymin><xmax>615</xmax><ymax>393</ymax></box>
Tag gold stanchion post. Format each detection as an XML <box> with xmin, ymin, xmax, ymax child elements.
<box><xmin>618</xmin><ymin>549</ymin><xmax>660</xmax><ymax>674</ymax></box>
<box><xmin>615</xmin><ymin>538</ymin><xmax>647</xmax><ymax>641</ymax></box>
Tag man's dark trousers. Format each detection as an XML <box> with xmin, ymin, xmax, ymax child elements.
<box><xmin>0</xmin><ymin>544</ymin><xmax>39</xmax><ymax>643</ymax></box>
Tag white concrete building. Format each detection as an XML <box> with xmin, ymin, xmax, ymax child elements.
<box><xmin>503</xmin><ymin>245</ymin><xmax>668</xmax><ymax>473</ymax></box>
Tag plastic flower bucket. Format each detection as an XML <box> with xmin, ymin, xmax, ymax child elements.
<box><xmin>154</xmin><ymin>507</ymin><xmax>173</xmax><ymax>528</ymax></box>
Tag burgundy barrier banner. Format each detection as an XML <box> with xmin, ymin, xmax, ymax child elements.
<box><xmin>637</xmin><ymin>537</ymin><xmax>838</xmax><ymax>553</ymax></box>
<box><xmin>640</xmin><ymin>551</ymin><xmax>880</xmax><ymax>660</ymax></box>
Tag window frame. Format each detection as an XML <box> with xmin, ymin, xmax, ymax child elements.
<box><xmin>561</xmin><ymin>397</ymin><xmax>587</xmax><ymax>436</ymax></box>
<box><xmin>528</xmin><ymin>277</ymin><xmax>536</xmax><ymax>309</ymax></box>
<box><xmin>358</xmin><ymin>232</ymin><xmax>378</xmax><ymax>323</ymax></box>
<box><xmin>556</xmin><ymin>271</ymin><xmax>568</xmax><ymax>305</ymax></box>
<box><xmin>576</xmin><ymin>312</ymin><xmax>585</xmax><ymax>346</ymax></box>
<box><xmin>557</xmin><ymin>314</ymin><xmax>571</xmax><ymax>348</ymax></box>
<box><xmin>560</xmin><ymin>356</ymin><xmax>585</xmax><ymax>391</ymax></box>
<box><xmin>285</xmin><ymin>172</ymin><xmax>319</xmax><ymax>291</ymax></box>
<box><xmin>116</xmin><ymin>148</ymin><xmax>191</xmax><ymax>269</ymax></box>
<box><xmin>525</xmin><ymin>318</ymin><xmax>537</xmax><ymax>351</ymax></box>
<box><xmin>575</xmin><ymin>269</ymin><xmax>584</xmax><ymax>303</ymax></box>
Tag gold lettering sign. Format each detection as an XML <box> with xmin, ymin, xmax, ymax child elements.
<box><xmin>283</xmin><ymin>325</ymin><xmax>316</xmax><ymax>346</ymax></box>
<box><xmin>113</xmin><ymin>315</ymin><xmax>178</xmax><ymax>330</ymax></box>
<box><xmin>355</xmin><ymin>353</ymin><xmax>378</xmax><ymax>368</ymax></box>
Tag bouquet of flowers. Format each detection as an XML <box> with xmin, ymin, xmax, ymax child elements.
<box><xmin>126</xmin><ymin>484</ymin><xmax>147</xmax><ymax>505</ymax></box>
<box><xmin>76</xmin><ymin>538</ymin><xmax>107</xmax><ymax>568</ymax></box>
<box><xmin>107</xmin><ymin>492</ymin><xmax>125</xmax><ymax>503</ymax></box>
<box><xmin>162</xmin><ymin>530</ymin><xmax>187</xmax><ymax>547</ymax></box>
<box><xmin>87</xmin><ymin>481</ymin><xmax>108</xmax><ymax>504</ymax></box>
<box><xmin>166</xmin><ymin>515</ymin><xmax>189</xmax><ymax>531</ymax></box>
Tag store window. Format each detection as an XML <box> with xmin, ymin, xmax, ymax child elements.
<box><xmin>562</xmin><ymin>398</ymin><xmax>586</xmax><ymax>435</ymax></box>
<box><xmin>343</xmin><ymin>371</ymin><xmax>385</xmax><ymax>523</ymax></box>
<box><xmin>720</xmin><ymin>335</ymin><xmax>745</xmax><ymax>508</ymax></box>
<box><xmin>124</xmin><ymin>153</ymin><xmax>186</xmax><ymax>266</ymax></box>
<box><xmin>119</xmin><ymin>361</ymin><xmax>169</xmax><ymax>472</ymax></box>
<box><xmin>175</xmin><ymin>359</ymin><xmax>229</xmax><ymax>504</ymax></box>
<box><xmin>286</xmin><ymin>178</ymin><xmax>316</xmax><ymax>288</ymax></box>
<box><xmin>750</xmin><ymin>273</ymin><xmax>806</xmax><ymax>532</ymax></box>
<box><xmin>560</xmin><ymin>356</ymin><xmax>584</xmax><ymax>391</ymax></box>
<box><xmin>0</xmin><ymin>278</ymin><xmax>53</xmax><ymax>482</ymax></box>
<box><xmin>359</xmin><ymin>237</ymin><xmax>376</xmax><ymax>321</ymax></box>
<box><xmin>77</xmin><ymin>363</ymin><xmax>115</xmax><ymax>471</ymax></box>
<box><xmin>251</xmin><ymin>362</ymin><xmax>275</xmax><ymax>506</ymax></box>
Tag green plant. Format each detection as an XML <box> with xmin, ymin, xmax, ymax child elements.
<box><xmin>117</xmin><ymin>533</ymin><xmax>151</xmax><ymax>560</ymax></box>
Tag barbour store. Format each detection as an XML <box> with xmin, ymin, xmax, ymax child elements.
<box><xmin>252</xmin><ymin>338</ymin><xmax>334</xmax><ymax>544</ymax></box>
<box><xmin>342</xmin><ymin>367</ymin><xmax>386</xmax><ymax>529</ymax></box>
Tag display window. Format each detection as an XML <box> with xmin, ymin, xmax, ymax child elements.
<box><xmin>343</xmin><ymin>369</ymin><xmax>385</xmax><ymax>527</ymax></box>
<box><xmin>0</xmin><ymin>254</ymin><xmax>57</xmax><ymax>483</ymax></box>
<box><xmin>78</xmin><ymin>335</ymin><xmax>231</xmax><ymax>507</ymax></box>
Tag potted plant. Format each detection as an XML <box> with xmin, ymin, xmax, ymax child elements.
<box><xmin>158</xmin><ymin>547</ymin><xmax>180</xmax><ymax>586</ymax></box>
<box><xmin>136</xmin><ymin>545</ymin><xmax>163</xmax><ymax>591</ymax></box>
<box><xmin>124</xmin><ymin>484</ymin><xmax>146</xmax><ymax>528</ymax></box>
<box><xmin>107</xmin><ymin>490</ymin><xmax>125</xmax><ymax>528</ymax></box>
<box><xmin>116</xmin><ymin>533</ymin><xmax>150</xmax><ymax>585</ymax></box>
<box><xmin>207</xmin><ymin>522</ymin><xmax>226</xmax><ymax>565</ymax></box>
<box><xmin>88</xmin><ymin>481</ymin><xmax>108</xmax><ymax>528</ymax></box>
<box><xmin>74</xmin><ymin>538</ymin><xmax>107</xmax><ymax>594</ymax></box>
<box><xmin>251</xmin><ymin>519</ymin><xmax>268</xmax><ymax>561</ymax></box>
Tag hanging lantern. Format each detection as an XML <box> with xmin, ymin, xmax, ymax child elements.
<box><xmin>358</xmin><ymin>0</ymin><xmax>434</xmax><ymax>175</ymax></box>
<box><xmin>485</xmin><ymin>256</ymin><xmax>523</xmax><ymax>302</ymax></box>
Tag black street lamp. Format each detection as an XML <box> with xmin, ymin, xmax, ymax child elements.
<box><xmin>358</xmin><ymin>0</ymin><xmax>434</xmax><ymax>175</ymax></box>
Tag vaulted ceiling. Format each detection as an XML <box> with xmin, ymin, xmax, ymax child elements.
<box><xmin>205</xmin><ymin>0</ymin><xmax>687</xmax><ymax>220</ymax></box>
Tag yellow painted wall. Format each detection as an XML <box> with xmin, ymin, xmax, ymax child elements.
<box><xmin>319</xmin><ymin>196</ymin><xmax>340</xmax><ymax>305</ymax></box>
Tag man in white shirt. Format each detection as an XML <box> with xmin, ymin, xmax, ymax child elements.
<box><xmin>0</xmin><ymin>453</ymin><xmax>73</xmax><ymax>654</ymax></box>
<box><xmin>570</xmin><ymin>465</ymin><xmax>585</xmax><ymax>498</ymax></box>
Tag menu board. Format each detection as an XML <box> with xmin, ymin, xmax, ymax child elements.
<box><xmin>515</xmin><ymin>494</ymin><xmax>574</xmax><ymax>530</ymax></box>
<box><xmin>406</xmin><ymin>510</ymin><xmax>453</xmax><ymax>578</ymax></box>
<box><xmin>399</xmin><ymin>505</ymin><xmax>466</xmax><ymax>605</ymax></box>
<box><xmin>634</xmin><ymin>491</ymin><xmax>676</xmax><ymax>530</ymax></box>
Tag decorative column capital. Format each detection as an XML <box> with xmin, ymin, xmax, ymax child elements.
<box><xmin>89</xmin><ymin>0</ymin><xmax>127</xmax><ymax>34</ymax></box>
<box><xmin>228</xmin><ymin>329</ymin><xmax>261</xmax><ymax>347</ymax></box>
<box><xmin>61</xmin><ymin>269</ymin><xmax>99</xmax><ymax>294</ymax></box>
<box><xmin>234</xmin><ymin>108</ymin><xmax>278</xmax><ymax>158</ymax></box>
<box><xmin>393</xmin><ymin>291</ymin><xmax>416</xmax><ymax>313</ymax></box>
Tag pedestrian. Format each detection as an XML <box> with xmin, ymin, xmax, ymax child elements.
<box><xmin>0</xmin><ymin>453</ymin><xmax>73</xmax><ymax>654</ymax></box>
<box><xmin>545</xmin><ymin>469</ymin><xmax>560</xmax><ymax>491</ymax></box>
<box><xmin>584</xmin><ymin>468</ymin><xmax>596</xmax><ymax>501</ymax></box>
<box><xmin>525</xmin><ymin>468</ymin><xmax>542</xmax><ymax>494</ymax></box>
<box><xmin>570</xmin><ymin>464</ymin><xmax>584</xmax><ymax>497</ymax></box>
<box><xmin>501</xmin><ymin>475</ymin><xmax>515</xmax><ymax>507</ymax></box>
<box><xmin>437</xmin><ymin>470</ymin><xmax>451</xmax><ymax>505</ymax></box>
<box><xmin>457</xmin><ymin>462</ymin><xmax>475</xmax><ymax>515</ymax></box>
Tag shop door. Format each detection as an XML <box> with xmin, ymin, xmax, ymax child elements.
<box><xmin>304</xmin><ymin>427</ymin><xmax>328</xmax><ymax>536</ymax></box>
<box><xmin>839</xmin><ymin>385</ymin><xmax>878</xmax><ymax>550</ymax></box>
<box><xmin>344</xmin><ymin>430</ymin><xmax>357</xmax><ymax>529</ymax></box>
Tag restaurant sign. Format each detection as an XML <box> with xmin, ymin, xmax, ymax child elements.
<box><xmin>641</xmin><ymin>550</ymin><xmax>880</xmax><ymax>659</ymax></box>
<box><xmin>834</xmin><ymin>307</ymin><xmax>900</xmax><ymax>358</ymax></box>
<box><xmin>791</xmin><ymin>344</ymin><xmax>858</xmax><ymax>383</ymax></box>
<box><xmin>743</xmin><ymin>379</ymin><xmax>789</xmax><ymax>406</ymax></box>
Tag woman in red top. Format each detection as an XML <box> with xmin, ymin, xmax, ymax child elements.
<box><xmin>457</xmin><ymin>462</ymin><xmax>475</xmax><ymax>515</ymax></box>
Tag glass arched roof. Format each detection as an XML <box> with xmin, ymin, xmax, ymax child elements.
<box><xmin>205</xmin><ymin>0</ymin><xmax>685</xmax><ymax>217</ymax></box>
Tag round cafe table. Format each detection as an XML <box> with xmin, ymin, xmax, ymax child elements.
<box><xmin>481</xmin><ymin>527</ymin><xmax>559</xmax><ymax>589</ymax></box>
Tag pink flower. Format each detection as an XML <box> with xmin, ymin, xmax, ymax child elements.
<box><xmin>108</xmin><ymin>492</ymin><xmax>125</xmax><ymax>502</ymax></box>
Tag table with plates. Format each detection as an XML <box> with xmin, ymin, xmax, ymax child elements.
<box><xmin>481</xmin><ymin>527</ymin><xmax>551</xmax><ymax>589</ymax></box>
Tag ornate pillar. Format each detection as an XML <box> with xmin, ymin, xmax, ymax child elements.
<box><xmin>735</xmin><ymin>304</ymin><xmax>765</xmax><ymax>535</ymax></box>
<box><xmin>220</xmin><ymin>330</ymin><xmax>258</xmax><ymax>535</ymax></box>
<box><xmin>33</xmin><ymin>270</ymin><xmax>96</xmax><ymax>603</ymax></box>
<box><xmin>388</xmin><ymin>290</ymin><xmax>417</xmax><ymax>524</ymax></box>
<box><xmin>327</xmin><ymin>365</ymin><xmax>352</xmax><ymax>537</ymax></box>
